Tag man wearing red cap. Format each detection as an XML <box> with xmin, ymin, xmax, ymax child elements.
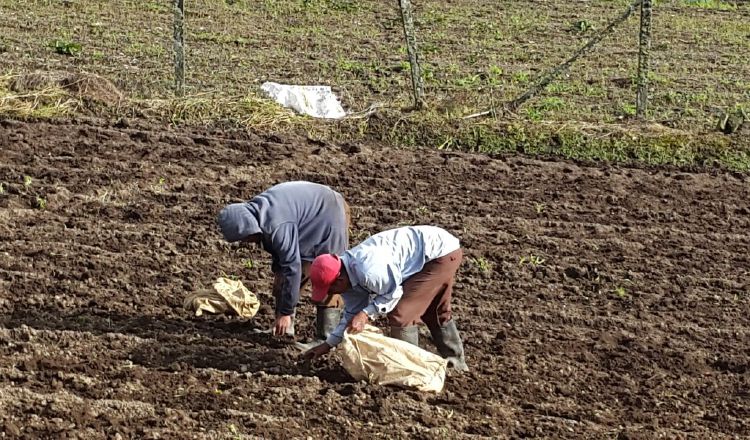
<box><xmin>303</xmin><ymin>225</ymin><xmax>468</xmax><ymax>371</ymax></box>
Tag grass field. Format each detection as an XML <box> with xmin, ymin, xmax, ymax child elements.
<box><xmin>1</xmin><ymin>0</ymin><xmax>749</xmax><ymax>167</ymax></box>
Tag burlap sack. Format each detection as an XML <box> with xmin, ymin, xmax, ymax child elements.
<box><xmin>183</xmin><ymin>277</ymin><xmax>260</xmax><ymax>318</ymax></box>
<box><xmin>339</xmin><ymin>325</ymin><xmax>447</xmax><ymax>392</ymax></box>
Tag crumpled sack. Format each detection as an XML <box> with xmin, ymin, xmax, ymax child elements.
<box><xmin>339</xmin><ymin>325</ymin><xmax>447</xmax><ymax>392</ymax></box>
<box><xmin>260</xmin><ymin>81</ymin><xmax>346</xmax><ymax>119</ymax></box>
<box><xmin>183</xmin><ymin>277</ymin><xmax>260</xmax><ymax>318</ymax></box>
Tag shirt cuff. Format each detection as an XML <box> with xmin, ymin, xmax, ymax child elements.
<box><xmin>325</xmin><ymin>334</ymin><xmax>343</xmax><ymax>347</ymax></box>
<box><xmin>362</xmin><ymin>304</ymin><xmax>379</xmax><ymax>318</ymax></box>
<box><xmin>276</xmin><ymin>305</ymin><xmax>295</xmax><ymax>317</ymax></box>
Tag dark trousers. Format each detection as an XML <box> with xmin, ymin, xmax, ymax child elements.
<box><xmin>387</xmin><ymin>248</ymin><xmax>463</xmax><ymax>328</ymax></box>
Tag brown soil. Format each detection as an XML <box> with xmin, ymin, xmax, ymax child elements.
<box><xmin>1</xmin><ymin>118</ymin><xmax>749</xmax><ymax>439</ymax></box>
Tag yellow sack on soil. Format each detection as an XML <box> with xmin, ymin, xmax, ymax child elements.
<box><xmin>339</xmin><ymin>325</ymin><xmax>447</xmax><ymax>392</ymax></box>
<box><xmin>183</xmin><ymin>277</ymin><xmax>260</xmax><ymax>318</ymax></box>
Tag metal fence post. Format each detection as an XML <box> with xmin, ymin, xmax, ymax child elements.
<box><xmin>636</xmin><ymin>0</ymin><xmax>652</xmax><ymax>118</ymax></box>
<box><xmin>174</xmin><ymin>0</ymin><xmax>185</xmax><ymax>96</ymax></box>
<box><xmin>397</xmin><ymin>0</ymin><xmax>425</xmax><ymax>109</ymax></box>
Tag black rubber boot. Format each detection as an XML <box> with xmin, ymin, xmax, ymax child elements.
<box><xmin>431</xmin><ymin>319</ymin><xmax>469</xmax><ymax>372</ymax></box>
<box><xmin>388</xmin><ymin>325</ymin><xmax>419</xmax><ymax>346</ymax></box>
<box><xmin>315</xmin><ymin>306</ymin><xmax>342</xmax><ymax>340</ymax></box>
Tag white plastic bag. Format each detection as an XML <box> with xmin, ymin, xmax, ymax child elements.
<box><xmin>339</xmin><ymin>325</ymin><xmax>448</xmax><ymax>392</ymax></box>
<box><xmin>260</xmin><ymin>82</ymin><xmax>346</xmax><ymax>119</ymax></box>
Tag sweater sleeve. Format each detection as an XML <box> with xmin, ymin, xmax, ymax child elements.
<box><xmin>269</xmin><ymin>223</ymin><xmax>301</xmax><ymax>316</ymax></box>
<box><xmin>325</xmin><ymin>308</ymin><xmax>352</xmax><ymax>347</ymax></box>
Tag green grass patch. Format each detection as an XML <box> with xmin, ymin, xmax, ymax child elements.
<box><xmin>684</xmin><ymin>0</ymin><xmax>737</xmax><ymax>10</ymax></box>
<box><xmin>330</xmin><ymin>109</ymin><xmax>750</xmax><ymax>172</ymax></box>
<box><xmin>50</xmin><ymin>39</ymin><xmax>82</xmax><ymax>56</ymax></box>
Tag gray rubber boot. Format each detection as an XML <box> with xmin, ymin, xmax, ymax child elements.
<box><xmin>431</xmin><ymin>320</ymin><xmax>469</xmax><ymax>372</ymax></box>
<box><xmin>388</xmin><ymin>325</ymin><xmax>419</xmax><ymax>346</ymax></box>
<box><xmin>315</xmin><ymin>307</ymin><xmax>342</xmax><ymax>340</ymax></box>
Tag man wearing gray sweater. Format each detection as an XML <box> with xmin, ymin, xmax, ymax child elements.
<box><xmin>217</xmin><ymin>181</ymin><xmax>349</xmax><ymax>338</ymax></box>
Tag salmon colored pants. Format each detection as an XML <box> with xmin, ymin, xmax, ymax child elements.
<box><xmin>387</xmin><ymin>248</ymin><xmax>463</xmax><ymax>328</ymax></box>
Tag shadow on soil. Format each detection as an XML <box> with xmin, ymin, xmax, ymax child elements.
<box><xmin>1</xmin><ymin>307</ymin><xmax>353</xmax><ymax>383</ymax></box>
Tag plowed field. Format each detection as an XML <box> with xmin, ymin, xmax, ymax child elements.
<box><xmin>1</xmin><ymin>119</ymin><xmax>748</xmax><ymax>439</ymax></box>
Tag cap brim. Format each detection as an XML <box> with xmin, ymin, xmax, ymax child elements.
<box><xmin>311</xmin><ymin>283</ymin><xmax>331</xmax><ymax>303</ymax></box>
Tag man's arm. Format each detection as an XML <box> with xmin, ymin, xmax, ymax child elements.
<box><xmin>324</xmin><ymin>311</ymin><xmax>350</xmax><ymax>347</ymax></box>
<box><xmin>325</xmin><ymin>288</ymin><xmax>370</xmax><ymax>346</ymax></box>
<box><xmin>269</xmin><ymin>223</ymin><xmax>301</xmax><ymax>316</ymax></box>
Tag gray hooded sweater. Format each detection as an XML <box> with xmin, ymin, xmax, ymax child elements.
<box><xmin>217</xmin><ymin>181</ymin><xmax>348</xmax><ymax>315</ymax></box>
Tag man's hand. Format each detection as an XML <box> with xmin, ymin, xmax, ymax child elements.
<box><xmin>347</xmin><ymin>311</ymin><xmax>369</xmax><ymax>334</ymax></box>
<box><xmin>301</xmin><ymin>342</ymin><xmax>332</xmax><ymax>360</ymax></box>
<box><xmin>274</xmin><ymin>315</ymin><xmax>293</xmax><ymax>336</ymax></box>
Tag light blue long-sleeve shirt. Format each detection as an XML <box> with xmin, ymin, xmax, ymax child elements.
<box><xmin>325</xmin><ymin>226</ymin><xmax>460</xmax><ymax>346</ymax></box>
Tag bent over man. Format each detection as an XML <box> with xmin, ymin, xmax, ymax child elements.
<box><xmin>303</xmin><ymin>225</ymin><xmax>468</xmax><ymax>371</ymax></box>
<box><xmin>217</xmin><ymin>181</ymin><xmax>349</xmax><ymax>338</ymax></box>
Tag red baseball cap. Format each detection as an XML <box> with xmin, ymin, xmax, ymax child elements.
<box><xmin>310</xmin><ymin>254</ymin><xmax>342</xmax><ymax>302</ymax></box>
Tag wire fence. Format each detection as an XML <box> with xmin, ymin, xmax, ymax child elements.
<box><xmin>172</xmin><ymin>0</ymin><xmax>657</xmax><ymax>115</ymax></box>
<box><xmin>2</xmin><ymin>0</ymin><xmax>748</xmax><ymax>130</ymax></box>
